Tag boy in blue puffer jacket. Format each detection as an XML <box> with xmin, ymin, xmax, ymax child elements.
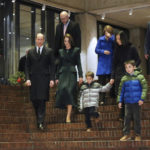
<box><xmin>117</xmin><ymin>60</ymin><xmax>147</xmax><ymax>141</ymax></box>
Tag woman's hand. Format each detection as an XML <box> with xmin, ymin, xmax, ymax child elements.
<box><xmin>79</xmin><ymin>78</ymin><xmax>83</xmax><ymax>85</ymax></box>
<box><xmin>145</xmin><ymin>54</ymin><xmax>149</xmax><ymax>60</ymax></box>
<box><xmin>50</xmin><ymin>80</ymin><xmax>54</xmax><ymax>88</ymax></box>
<box><xmin>55</xmin><ymin>80</ymin><xmax>59</xmax><ymax>85</ymax></box>
<box><xmin>104</xmin><ymin>50</ymin><xmax>110</xmax><ymax>55</ymax></box>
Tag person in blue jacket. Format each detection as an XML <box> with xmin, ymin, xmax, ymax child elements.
<box><xmin>95</xmin><ymin>25</ymin><xmax>115</xmax><ymax>105</ymax></box>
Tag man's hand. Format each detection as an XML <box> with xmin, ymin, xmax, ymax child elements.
<box><xmin>79</xmin><ymin>78</ymin><xmax>83</xmax><ymax>85</ymax></box>
<box><xmin>50</xmin><ymin>80</ymin><xmax>54</xmax><ymax>88</ymax></box>
<box><xmin>145</xmin><ymin>54</ymin><xmax>149</xmax><ymax>60</ymax></box>
<box><xmin>25</xmin><ymin>80</ymin><xmax>31</xmax><ymax>86</ymax></box>
<box><xmin>104</xmin><ymin>50</ymin><xmax>110</xmax><ymax>55</ymax></box>
<box><xmin>138</xmin><ymin>100</ymin><xmax>144</xmax><ymax>106</ymax></box>
<box><xmin>109</xmin><ymin>79</ymin><xmax>114</xmax><ymax>85</ymax></box>
<box><xmin>118</xmin><ymin>103</ymin><xmax>122</xmax><ymax>109</ymax></box>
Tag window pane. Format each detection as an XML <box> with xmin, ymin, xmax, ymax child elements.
<box><xmin>35</xmin><ymin>8</ymin><xmax>42</xmax><ymax>35</ymax></box>
<box><xmin>54</xmin><ymin>13</ymin><xmax>59</xmax><ymax>34</ymax></box>
<box><xmin>20</xmin><ymin>5</ymin><xmax>31</xmax><ymax>57</ymax></box>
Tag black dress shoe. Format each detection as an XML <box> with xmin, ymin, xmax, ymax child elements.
<box><xmin>38</xmin><ymin>123</ymin><xmax>44</xmax><ymax>130</ymax></box>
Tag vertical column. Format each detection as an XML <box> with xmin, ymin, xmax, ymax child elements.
<box><xmin>46</xmin><ymin>10</ymin><xmax>54</xmax><ymax>49</ymax></box>
<box><xmin>3</xmin><ymin>0</ymin><xmax>14</xmax><ymax>78</ymax></box>
<box><xmin>129</xmin><ymin>28</ymin><xmax>147</xmax><ymax>75</ymax></box>
<box><xmin>75</xmin><ymin>13</ymin><xmax>98</xmax><ymax>79</ymax></box>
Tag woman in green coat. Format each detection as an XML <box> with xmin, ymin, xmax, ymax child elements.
<box><xmin>55</xmin><ymin>34</ymin><xmax>83</xmax><ymax>123</ymax></box>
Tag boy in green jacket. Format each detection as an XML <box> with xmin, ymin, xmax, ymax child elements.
<box><xmin>117</xmin><ymin>60</ymin><xmax>147</xmax><ymax>141</ymax></box>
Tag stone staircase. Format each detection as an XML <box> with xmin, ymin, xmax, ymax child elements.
<box><xmin>0</xmin><ymin>84</ymin><xmax>150</xmax><ymax>150</ymax></box>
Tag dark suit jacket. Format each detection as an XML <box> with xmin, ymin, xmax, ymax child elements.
<box><xmin>145</xmin><ymin>22</ymin><xmax>150</xmax><ymax>55</ymax></box>
<box><xmin>55</xmin><ymin>20</ymin><xmax>81</xmax><ymax>56</ymax></box>
<box><xmin>26</xmin><ymin>46</ymin><xmax>55</xmax><ymax>101</ymax></box>
<box><xmin>18</xmin><ymin>55</ymin><xmax>26</xmax><ymax>73</ymax></box>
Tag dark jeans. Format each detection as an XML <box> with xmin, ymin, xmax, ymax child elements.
<box><xmin>98</xmin><ymin>75</ymin><xmax>110</xmax><ymax>103</ymax></box>
<box><xmin>84</xmin><ymin>107</ymin><xmax>99</xmax><ymax>128</ymax></box>
<box><xmin>123</xmin><ymin>103</ymin><xmax>141</xmax><ymax>135</ymax></box>
<box><xmin>32</xmin><ymin>99</ymin><xmax>46</xmax><ymax>124</ymax></box>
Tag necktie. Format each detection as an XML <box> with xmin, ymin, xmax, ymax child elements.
<box><xmin>64</xmin><ymin>25</ymin><xmax>67</xmax><ymax>36</ymax></box>
<box><xmin>38</xmin><ymin>47</ymin><xmax>40</xmax><ymax>55</ymax></box>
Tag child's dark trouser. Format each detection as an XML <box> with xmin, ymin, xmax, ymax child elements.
<box><xmin>84</xmin><ymin>106</ymin><xmax>99</xmax><ymax>128</ymax></box>
<box><xmin>123</xmin><ymin>103</ymin><xmax>141</xmax><ymax>135</ymax></box>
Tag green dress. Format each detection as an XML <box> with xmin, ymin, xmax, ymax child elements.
<box><xmin>56</xmin><ymin>47</ymin><xmax>83</xmax><ymax>108</ymax></box>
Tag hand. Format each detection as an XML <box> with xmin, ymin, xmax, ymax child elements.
<box><xmin>104</xmin><ymin>50</ymin><xmax>110</xmax><ymax>55</ymax></box>
<box><xmin>109</xmin><ymin>79</ymin><xmax>114</xmax><ymax>85</ymax></box>
<box><xmin>25</xmin><ymin>80</ymin><xmax>31</xmax><ymax>86</ymax></box>
<box><xmin>118</xmin><ymin>103</ymin><xmax>122</xmax><ymax>109</ymax></box>
<box><xmin>145</xmin><ymin>54</ymin><xmax>149</xmax><ymax>60</ymax></box>
<box><xmin>50</xmin><ymin>80</ymin><xmax>54</xmax><ymax>88</ymax></box>
<box><xmin>79</xmin><ymin>78</ymin><xmax>83</xmax><ymax>85</ymax></box>
<box><xmin>138</xmin><ymin>100</ymin><xmax>143</xmax><ymax>106</ymax></box>
<box><xmin>55</xmin><ymin>80</ymin><xmax>59</xmax><ymax>85</ymax></box>
<box><xmin>105</xmin><ymin>32</ymin><xmax>111</xmax><ymax>38</ymax></box>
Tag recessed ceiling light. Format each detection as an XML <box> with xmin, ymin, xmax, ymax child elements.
<box><xmin>12</xmin><ymin>0</ymin><xmax>15</xmax><ymax>3</ymax></box>
<box><xmin>129</xmin><ymin>8</ymin><xmax>133</xmax><ymax>15</ymax></box>
<box><xmin>101</xmin><ymin>13</ymin><xmax>105</xmax><ymax>20</ymax></box>
<box><xmin>42</xmin><ymin>4</ymin><xmax>46</xmax><ymax>11</ymax></box>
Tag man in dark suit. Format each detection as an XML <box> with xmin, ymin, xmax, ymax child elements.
<box><xmin>55</xmin><ymin>11</ymin><xmax>81</xmax><ymax>57</ymax></box>
<box><xmin>25</xmin><ymin>33</ymin><xmax>55</xmax><ymax>130</ymax></box>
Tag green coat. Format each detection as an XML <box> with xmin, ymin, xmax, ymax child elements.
<box><xmin>56</xmin><ymin>47</ymin><xmax>83</xmax><ymax>108</ymax></box>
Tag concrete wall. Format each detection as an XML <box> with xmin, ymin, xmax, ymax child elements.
<box><xmin>85</xmin><ymin>0</ymin><xmax>150</xmax><ymax>11</ymax></box>
<box><xmin>32</xmin><ymin>0</ymin><xmax>85</xmax><ymax>12</ymax></box>
<box><xmin>76</xmin><ymin>13</ymin><xmax>98</xmax><ymax>80</ymax></box>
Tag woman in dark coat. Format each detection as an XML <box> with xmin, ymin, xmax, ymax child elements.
<box><xmin>111</xmin><ymin>31</ymin><xmax>141</xmax><ymax>120</ymax></box>
<box><xmin>55</xmin><ymin>34</ymin><xmax>83</xmax><ymax>123</ymax></box>
<box><xmin>144</xmin><ymin>22</ymin><xmax>150</xmax><ymax>74</ymax></box>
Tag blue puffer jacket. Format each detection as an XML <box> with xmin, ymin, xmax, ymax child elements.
<box><xmin>117</xmin><ymin>69</ymin><xmax>147</xmax><ymax>104</ymax></box>
<box><xmin>95</xmin><ymin>35</ymin><xmax>115</xmax><ymax>75</ymax></box>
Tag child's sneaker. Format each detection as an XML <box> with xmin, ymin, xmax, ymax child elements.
<box><xmin>86</xmin><ymin>128</ymin><xmax>91</xmax><ymax>132</ymax></box>
<box><xmin>95</xmin><ymin>112</ymin><xmax>101</xmax><ymax>123</ymax></box>
<box><xmin>135</xmin><ymin>136</ymin><xmax>141</xmax><ymax>141</ymax></box>
<box><xmin>120</xmin><ymin>135</ymin><xmax>131</xmax><ymax>141</ymax></box>
<box><xmin>100</xmin><ymin>101</ymin><xmax>104</xmax><ymax>105</ymax></box>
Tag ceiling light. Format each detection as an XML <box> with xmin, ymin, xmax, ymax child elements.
<box><xmin>12</xmin><ymin>0</ymin><xmax>15</xmax><ymax>3</ymax></box>
<box><xmin>0</xmin><ymin>3</ymin><xmax>4</xmax><ymax>6</ymax></box>
<box><xmin>68</xmin><ymin>10</ymin><xmax>71</xmax><ymax>17</ymax></box>
<box><xmin>42</xmin><ymin>4</ymin><xmax>46</xmax><ymax>11</ymax></box>
<box><xmin>129</xmin><ymin>8</ymin><xmax>133</xmax><ymax>15</ymax></box>
<box><xmin>101</xmin><ymin>13</ymin><xmax>105</xmax><ymax>20</ymax></box>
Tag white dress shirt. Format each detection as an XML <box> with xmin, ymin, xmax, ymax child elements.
<box><xmin>36</xmin><ymin>45</ymin><xmax>44</xmax><ymax>55</ymax></box>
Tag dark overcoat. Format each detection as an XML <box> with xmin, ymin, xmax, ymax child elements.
<box><xmin>55</xmin><ymin>47</ymin><xmax>83</xmax><ymax>108</ymax></box>
<box><xmin>26</xmin><ymin>46</ymin><xmax>55</xmax><ymax>101</ymax></box>
<box><xmin>18</xmin><ymin>55</ymin><xmax>26</xmax><ymax>73</ymax></box>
